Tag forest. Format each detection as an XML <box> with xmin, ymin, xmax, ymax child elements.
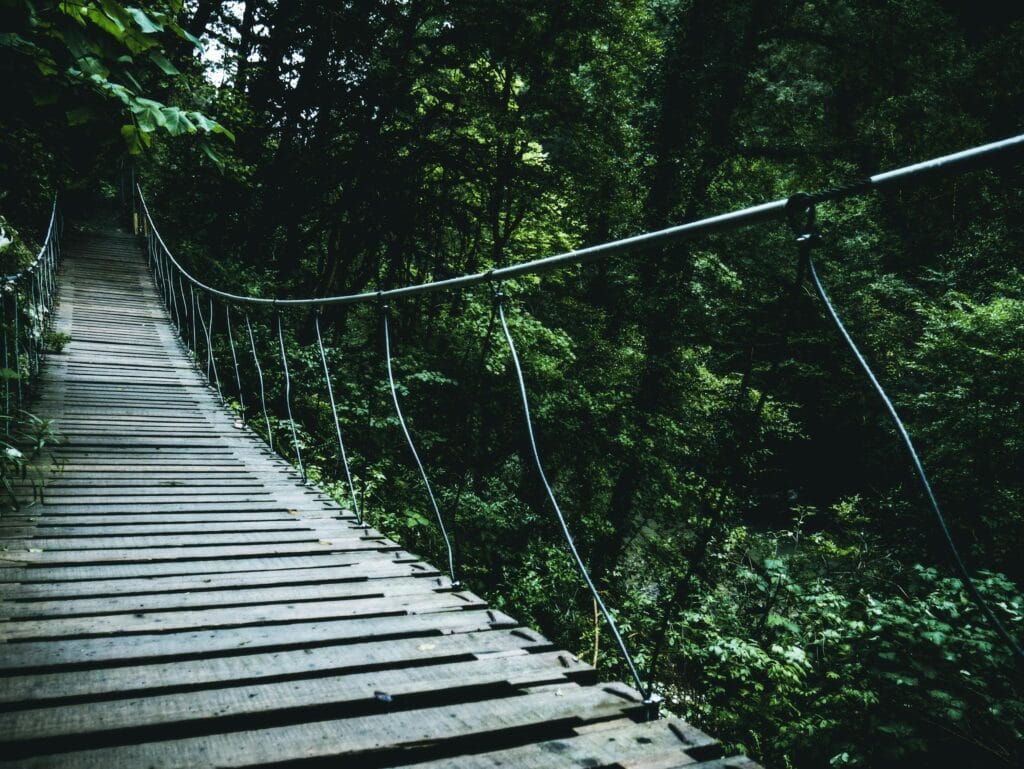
<box><xmin>1</xmin><ymin>1</ymin><xmax>1022</xmax><ymax>766</ymax></box>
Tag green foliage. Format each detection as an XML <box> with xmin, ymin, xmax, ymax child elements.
<box><xmin>0</xmin><ymin>410</ymin><xmax>62</xmax><ymax>510</ymax></box>
<box><xmin>44</xmin><ymin>330</ymin><xmax>71</xmax><ymax>353</ymax></box>
<box><xmin>0</xmin><ymin>0</ymin><xmax>231</xmax><ymax>154</ymax></box>
<box><xmin>0</xmin><ymin>214</ymin><xmax>37</xmax><ymax>274</ymax></box>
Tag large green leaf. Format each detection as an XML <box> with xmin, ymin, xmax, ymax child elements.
<box><xmin>148</xmin><ymin>50</ymin><xmax>179</xmax><ymax>76</ymax></box>
<box><xmin>126</xmin><ymin>7</ymin><xmax>163</xmax><ymax>34</ymax></box>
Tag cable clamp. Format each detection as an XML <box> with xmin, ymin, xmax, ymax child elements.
<box><xmin>785</xmin><ymin>192</ymin><xmax>816</xmax><ymax>237</ymax></box>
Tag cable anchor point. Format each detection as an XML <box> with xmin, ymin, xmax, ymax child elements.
<box><xmin>786</xmin><ymin>192</ymin><xmax>822</xmax><ymax>263</ymax></box>
<box><xmin>642</xmin><ymin>692</ymin><xmax>662</xmax><ymax>721</ymax></box>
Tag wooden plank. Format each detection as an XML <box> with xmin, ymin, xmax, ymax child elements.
<box><xmin>45</xmin><ymin>468</ymin><xmax>254</xmax><ymax>475</ymax></box>
<box><xmin>1</xmin><ymin>574</ymin><xmax>453</xmax><ymax>618</ymax></box>
<box><xmin>401</xmin><ymin>718</ymin><xmax>722</xmax><ymax>769</ymax></box>
<box><xmin>0</xmin><ymin>651</ymin><xmax>593</xmax><ymax>755</ymax></box>
<box><xmin>0</xmin><ymin>628</ymin><xmax>552</xmax><ymax>706</ymax></box>
<box><xmin>0</xmin><ymin>608</ymin><xmax>521</xmax><ymax>672</ymax></box>
<box><xmin>0</xmin><ymin>551</ymin><xmax>416</xmax><ymax>582</ymax></box>
<box><xmin>0</xmin><ymin>684</ymin><xmax>644</xmax><ymax>768</ymax></box>
<box><xmin>5</xmin><ymin>521</ymin><xmax>351</xmax><ymax>536</ymax></box>
<box><xmin>16</xmin><ymin>479</ymin><xmax>262</xmax><ymax>489</ymax></box>
<box><xmin>0</xmin><ymin>539</ymin><xmax>399</xmax><ymax>565</ymax></box>
<box><xmin>7</xmin><ymin>502</ymin><xmax>301</xmax><ymax>515</ymax></box>
<box><xmin>0</xmin><ymin>590</ymin><xmax>484</xmax><ymax>640</ymax></box>
<box><xmin>18</xmin><ymin>493</ymin><xmax>281</xmax><ymax>507</ymax></box>
<box><xmin>0</xmin><ymin>561</ymin><xmax>436</xmax><ymax>600</ymax></box>
<box><xmin>1</xmin><ymin>513</ymin><xmax>344</xmax><ymax>526</ymax></box>
<box><xmin>4</xmin><ymin>530</ymin><xmax>383</xmax><ymax>549</ymax></box>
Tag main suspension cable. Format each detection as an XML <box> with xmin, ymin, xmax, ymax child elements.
<box><xmin>132</xmin><ymin>134</ymin><xmax>1024</xmax><ymax>310</ymax></box>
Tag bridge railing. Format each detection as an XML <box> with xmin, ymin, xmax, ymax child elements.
<box><xmin>128</xmin><ymin>133</ymin><xmax>1024</xmax><ymax>706</ymax></box>
<box><xmin>0</xmin><ymin>196</ymin><xmax>62</xmax><ymax>428</ymax></box>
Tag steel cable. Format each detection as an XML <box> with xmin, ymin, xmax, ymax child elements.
<box><xmin>195</xmin><ymin>294</ymin><xmax>222</xmax><ymax>399</ymax></box>
<box><xmin>314</xmin><ymin>312</ymin><xmax>362</xmax><ymax>525</ymax></box>
<box><xmin>382</xmin><ymin>304</ymin><xmax>457</xmax><ymax>584</ymax></box>
<box><xmin>245</xmin><ymin>313</ymin><xmax>274</xmax><ymax>451</ymax></box>
<box><xmin>1</xmin><ymin>293</ymin><xmax>8</xmax><ymax>429</ymax></box>
<box><xmin>794</xmin><ymin>214</ymin><xmax>1024</xmax><ymax>663</ymax></box>
<box><xmin>189</xmin><ymin>285</ymin><xmax>198</xmax><ymax>356</ymax></box>
<box><xmin>276</xmin><ymin>312</ymin><xmax>306</xmax><ymax>481</ymax></box>
<box><xmin>12</xmin><ymin>291</ymin><xmax>22</xmax><ymax>406</ymax></box>
<box><xmin>496</xmin><ymin>294</ymin><xmax>652</xmax><ymax>707</ymax></box>
<box><xmin>225</xmin><ymin>306</ymin><xmax>246</xmax><ymax>419</ymax></box>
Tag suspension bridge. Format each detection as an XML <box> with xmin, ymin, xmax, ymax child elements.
<box><xmin>1</xmin><ymin>134</ymin><xmax>1022</xmax><ymax>767</ymax></box>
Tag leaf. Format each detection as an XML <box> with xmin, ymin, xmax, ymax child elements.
<box><xmin>126</xmin><ymin>7</ymin><xmax>163</xmax><ymax>34</ymax></box>
<box><xmin>162</xmin><ymin>107</ymin><xmax>196</xmax><ymax>135</ymax></box>
<box><xmin>120</xmin><ymin>123</ymin><xmax>149</xmax><ymax>155</ymax></box>
<box><xmin>765</xmin><ymin>613</ymin><xmax>801</xmax><ymax>635</ymax></box>
<box><xmin>85</xmin><ymin>7</ymin><xmax>125</xmax><ymax>40</ymax></box>
<box><xmin>190</xmin><ymin>112</ymin><xmax>235</xmax><ymax>141</ymax></box>
<box><xmin>921</xmin><ymin>630</ymin><xmax>946</xmax><ymax>646</ymax></box>
<box><xmin>148</xmin><ymin>50</ymin><xmax>180</xmax><ymax>76</ymax></box>
<box><xmin>200</xmin><ymin>140</ymin><xmax>223</xmax><ymax>165</ymax></box>
<box><xmin>170</xmin><ymin>24</ymin><xmax>204</xmax><ymax>52</ymax></box>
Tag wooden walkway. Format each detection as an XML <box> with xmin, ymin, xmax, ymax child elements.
<box><xmin>0</xmin><ymin>226</ymin><xmax>758</xmax><ymax>768</ymax></box>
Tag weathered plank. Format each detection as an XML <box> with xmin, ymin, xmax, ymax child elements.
<box><xmin>1</xmin><ymin>574</ymin><xmax>453</xmax><ymax>618</ymax></box>
<box><xmin>0</xmin><ymin>551</ymin><xmax>417</xmax><ymax>582</ymax></box>
<box><xmin>402</xmin><ymin>718</ymin><xmax>723</xmax><ymax>769</ymax></box>
<box><xmin>0</xmin><ymin>651</ymin><xmax>593</xmax><ymax>755</ymax></box>
<box><xmin>0</xmin><ymin>561</ymin><xmax>436</xmax><ymax>600</ymax></box>
<box><xmin>0</xmin><ymin>684</ymin><xmax>644</xmax><ymax>768</ymax></box>
<box><xmin>0</xmin><ymin>628</ymin><xmax>551</xmax><ymax>706</ymax></box>
<box><xmin>0</xmin><ymin>608</ymin><xmax>521</xmax><ymax>673</ymax></box>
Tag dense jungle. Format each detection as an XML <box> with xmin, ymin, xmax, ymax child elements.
<box><xmin>1</xmin><ymin>1</ymin><xmax>1022</xmax><ymax>766</ymax></box>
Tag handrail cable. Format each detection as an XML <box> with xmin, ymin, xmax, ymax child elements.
<box><xmin>1</xmin><ymin>194</ymin><xmax>62</xmax><ymax>416</ymax></box>
<box><xmin>195</xmin><ymin>295</ymin><xmax>222</xmax><ymax>400</ymax></box>
<box><xmin>133</xmin><ymin>133</ymin><xmax>1024</xmax><ymax>309</ymax></box>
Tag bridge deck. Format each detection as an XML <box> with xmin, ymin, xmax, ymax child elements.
<box><xmin>0</xmin><ymin>226</ymin><xmax>755</xmax><ymax>768</ymax></box>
